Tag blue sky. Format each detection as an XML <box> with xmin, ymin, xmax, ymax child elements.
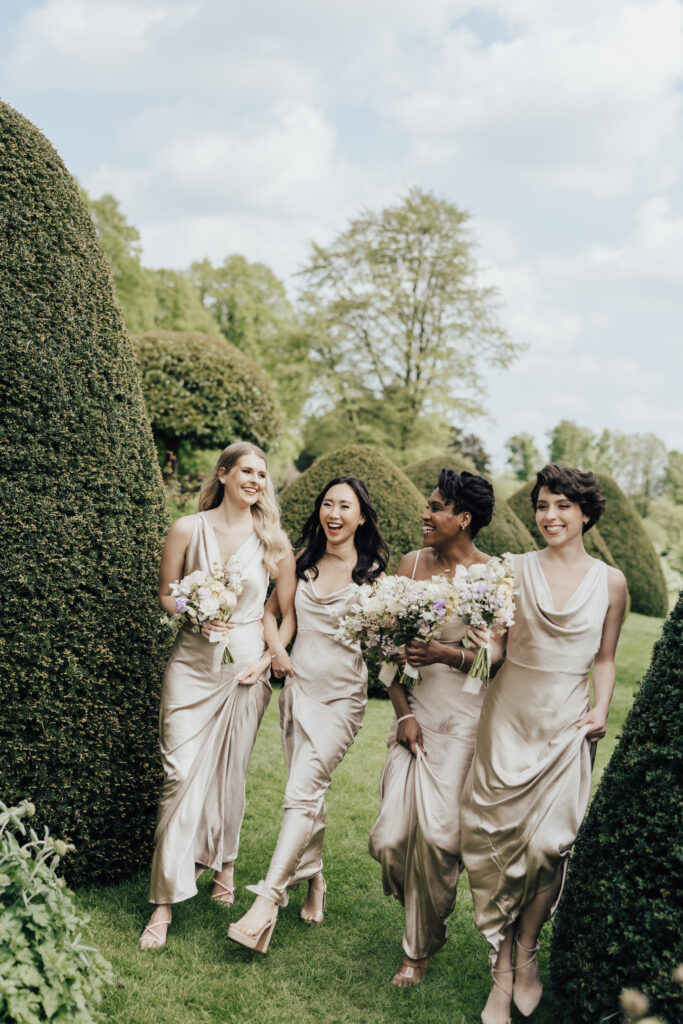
<box><xmin>2</xmin><ymin>0</ymin><xmax>682</xmax><ymax>467</ymax></box>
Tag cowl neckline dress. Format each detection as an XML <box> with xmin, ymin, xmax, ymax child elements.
<box><xmin>248</xmin><ymin>572</ymin><xmax>367</xmax><ymax>906</ymax></box>
<box><xmin>461</xmin><ymin>550</ymin><xmax>608</xmax><ymax>958</ymax></box>
<box><xmin>149</xmin><ymin>512</ymin><xmax>270</xmax><ymax>905</ymax></box>
<box><xmin>369</xmin><ymin>552</ymin><xmax>485</xmax><ymax>960</ymax></box>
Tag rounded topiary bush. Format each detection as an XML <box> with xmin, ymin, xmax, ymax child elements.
<box><xmin>280</xmin><ymin>445</ymin><xmax>426</xmax><ymax>698</ymax></box>
<box><xmin>0</xmin><ymin>102</ymin><xmax>171</xmax><ymax>886</ymax></box>
<box><xmin>404</xmin><ymin>456</ymin><xmax>537</xmax><ymax>557</ymax></box>
<box><xmin>133</xmin><ymin>329</ymin><xmax>282</xmax><ymax>456</ymax></box>
<box><xmin>550</xmin><ymin>592</ymin><xmax>682</xmax><ymax>1023</ymax></box>
<box><xmin>509</xmin><ymin>475</ymin><xmax>667</xmax><ymax>616</ymax></box>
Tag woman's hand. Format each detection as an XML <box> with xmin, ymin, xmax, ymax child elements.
<box><xmin>465</xmin><ymin>625</ymin><xmax>491</xmax><ymax>648</ymax></box>
<box><xmin>270</xmin><ymin>644</ymin><xmax>293</xmax><ymax>679</ymax></box>
<box><xmin>405</xmin><ymin>639</ymin><xmax>445</xmax><ymax>667</ymax></box>
<box><xmin>237</xmin><ymin>652</ymin><xmax>271</xmax><ymax>686</ymax></box>
<box><xmin>396</xmin><ymin>714</ymin><xmax>426</xmax><ymax>758</ymax></box>
<box><xmin>200</xmin><ymin>619</ymin><xmax>234</xmax><ymax>640</ymax></box>
<box><xmin>576</xmin><ymin>705</ymin><xmax>608</xmax><ymax>741</ymax></box>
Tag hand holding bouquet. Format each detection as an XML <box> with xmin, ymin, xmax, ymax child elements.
<box><xmin>454</xmin><ymin>554</ymin><xmax>517</xmax><ymax>693</ymax></box>
<box><xmin>163</xmin><ymin>557</ymin><xmax>244</xmax><ymax>670</ymax></box>
<box><xmin>336</xmin><ymin>575</ymin><xmax>460</xmax><ymax>686</ymax></box>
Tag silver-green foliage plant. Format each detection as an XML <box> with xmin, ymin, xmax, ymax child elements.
<box><xmin>0</xmin><ymin>800</ymin><xmax>112</xmax><ymax>1023</ymax></box>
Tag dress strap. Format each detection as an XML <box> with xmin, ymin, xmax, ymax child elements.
<box><xmin>411</xmin><ymin>550</ymin><xmax>421</xmax><ymax>579</ymax></box>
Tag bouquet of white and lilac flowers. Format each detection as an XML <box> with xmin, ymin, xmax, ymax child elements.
<box><xmin>336</xmin><ymin>575</ymin><xmax>460</xmax><ymax>686</ymax></box>
<box><xmin>163</xmin><ymin>557</ymin><xmax>244</xmax><ymax>669</ymax></box>
<box><xmin>454</xmin><ymin>554</ymin><xmax>517</xmax><ymax>693</ymax></box>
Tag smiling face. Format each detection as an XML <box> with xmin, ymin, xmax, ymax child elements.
<box><xmin>534</xmin><ymin>486</ymin><xmax>588</xmax><ymax>545</ymax></box>
<box><xmin>219</xmin><ymin>453</ymin><xmax>267</xmax><ymax>507</ymax></box>
<box><xmin>319</xmin><ymin>483</ymin><xmax>364</xmax><ymax>546</ymax></box>
<box><xmin>422</xmin><ymin>489</ymin><xmax>470</xmax><ymax>547</ymax></box>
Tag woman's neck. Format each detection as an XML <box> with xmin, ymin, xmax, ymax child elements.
<box><xmin>432</xmin><ymin>536</ymin><xmax>478</xmax><ymax>570</ymax></box>
<box><xmin>540</xmin><ymin>535</ymin><xmax>590</xmax><ymax>567</ymax></box>
<box><xmin>323</xmin><ymin>539</ymin><xmax>357</xmax><ymax>569</ymax></box>
<box><xmin>212</xmin><ymin>496</ymin><xmax>254</xmax><ymax>532</ymax></box>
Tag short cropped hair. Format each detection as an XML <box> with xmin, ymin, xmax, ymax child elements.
<box><xmin>437</xmin><ymin>469</ymin><xmax>495</xmax><ymax>539</ymax></box>
<box><xmin>530</xmin><ymin>464</ymin><xmax>606</xmax><ymax>534</ymax></box>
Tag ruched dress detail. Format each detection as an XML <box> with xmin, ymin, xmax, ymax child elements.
<box><xmin>461</xmin><ymin>551</ymin><xmax>608</xmax><ymax>958</ymax></box>
<box><xmin>248</xmin><ymin>574</ymin><xmax>367</xmax><ymax>906</ymax></box>
<box><xmin>149</xmin><ymin>513</ymin><xmax>270</xmax><ymax>905</ymax></box>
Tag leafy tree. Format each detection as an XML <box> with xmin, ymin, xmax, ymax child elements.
<box><xmin>505</xmin><ymin>432</ymin><xmax>542</xmax><ymax>481</ymax></box>
<box><xmin>448</xmin><ymin>429</ymin><xmax>491</xmax><ymax>474</ymax></box>
<box><xmin>663</xmin><ymin>449</ymin><xmax>683</xmax><ymax>504</ymax></box>
<box><xmin>298</xmin><ymin>187</ymin><xmax>520</xmax><ymax>456</ymax></box>
<box><xmin>547</xmin><ymin>420</ymin><xmax>596</xmax><ymax>468</ymax></box>
<box><xmin>594</xmin><ymin>429</ymin><xmax>667</xmax><ymax>515</ymax></box>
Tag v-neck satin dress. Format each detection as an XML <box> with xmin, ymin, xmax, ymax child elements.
<box><xmin>369</xmin><ymin>552</ymin><xmax>486</xmax><ymax>960</ymax></box>
<box><xmin>247</xmin><ymin>573</ymin><xmax>367</xmax><ymax>906</ymax></box>
<box><xmin>461</xmin><ymin>550</ymin><xmax>608</xmax><ymax>959</ymax></box>
<box><xmin>148</xmin><ymin>512</ymin><xmax>271</xmax><ymax>905</ymax></box>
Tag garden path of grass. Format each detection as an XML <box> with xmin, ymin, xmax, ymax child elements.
<box><xmin>79</xmin><ymin>613</ymin><xmax>663</xmax><ymax>1024</ymax></box>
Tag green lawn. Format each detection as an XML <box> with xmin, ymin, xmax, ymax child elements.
<box><xmin>79</xmin><ymin>613</ymin><xmax>663</xmax><ymax>1024</ymax></box>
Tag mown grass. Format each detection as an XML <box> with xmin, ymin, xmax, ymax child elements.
<box><xmin>78</xmin><ymin>612</ymin><xmax>662</xmax><ymax>1024</ymax></box>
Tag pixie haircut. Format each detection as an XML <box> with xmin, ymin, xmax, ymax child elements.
<box><xmin>531</xmin><ymin>464</ymin><xmax>606</xmax><ymax>534</ymax></box>
<box><xmin>437</xmin><ymin>469</ymin><xmax>495</xmax><ymax>539</ymax></box>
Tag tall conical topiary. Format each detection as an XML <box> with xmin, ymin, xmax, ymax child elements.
<box><xmin>550</xmin><ymin>593</ymin><xmax>682</xmax><ymax>1023</ymax></box>
<box><xmin>0</xmin><ymin>103</ymin><xmax>171</xmax><ymax>885</ymax></box>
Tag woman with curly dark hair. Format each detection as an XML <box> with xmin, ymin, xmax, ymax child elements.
<box><xmin>228</xmin><ymin>476</ymin><xmax>388</xmax><ymax>953</ymax></box>
<box><xmin>369</xmin><ymin>469</ymin><xmax>503</xmax><ymax>988</ymax></box>
<box><xmin>461</xmin><ymin>465</ymin><xmax>627</xmax><ymax>1024</ymax></box>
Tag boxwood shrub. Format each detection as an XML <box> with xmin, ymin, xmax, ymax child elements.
<box><xmin>133</xmin><ymin>329</ymin><xmax>282</xmax><ymax>456</ymax></box>
<box><xmin>550</xmin><ymin>592</ymin><xmax>682</xmax><ymax>1023</ymax></box>
<box><xmin>403</xmin><ymin>456</ymin><xmax>537</xmax><ymax>557</ymax></box>
<box><xmin>0</xmin><ymin>102</ymin><xmax>171</xmax><ymax>886</ymax></box>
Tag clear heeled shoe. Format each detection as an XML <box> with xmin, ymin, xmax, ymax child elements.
<box><xmin>480</xmin><ymin>964</ymin><xmax>513</xmax><ymax>1024</ymax></box>
<box><xmin>512</xmin><ymin>938</ymin><xmax>543</xmax><ymax>1016</ymax></box>
<box><xmin>300</xmin><ymin>875</ymin><xmax>327</xmax><ymax>925</ymax></box>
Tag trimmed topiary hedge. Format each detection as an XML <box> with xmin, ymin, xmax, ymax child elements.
<box><xmin>133</xmin><ymin>329</ymin><xmax>282</xmax><ymax>456</ymax></box>
<box><xmin>550</xmin><ymin>593</ymin><xmax>682</xmax><ymax>1023</ymax></box>
<box><xmin>404</xmin><ymin>456</ymin><xmax>537</xmax><ymax>557</ymax></box>
<box><xmin>0</xmin><ymin>102</ymin><xmax>171</xmax><ymax>886</ymax></box>
<box><xmin>279</xmin><ymin>445</ymin><xmax>426</xmax><ymax>698</ymax></box>
<box><xmin>509</xmin><ymin>475</ymin><xmax>667</xmax><ymax>616</ymax></box>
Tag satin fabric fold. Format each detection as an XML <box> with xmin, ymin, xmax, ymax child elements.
<box><xmin>461</xmin><ymin>551</ymin><xmax>608</xmax><ymax>959</ymax></box>
<box><xmin>369</xmin><ymin>614</ymin><xmax>484</xmax><ymax>959</ymax></box>
<box><xmin>149</xmin><ymin>515</ymin><xmax>270</xmax><ymax>905</ymax></box>
<box><xmin>249</xmin><ymin>576</ymin><xmax>366</xmax><ymax>906</ymax></box>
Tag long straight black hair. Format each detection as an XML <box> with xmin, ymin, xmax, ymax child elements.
<box><xmin>295</xmin><ymin>476</ymin><xmax>388</xmax><ymax>585</ymax></box>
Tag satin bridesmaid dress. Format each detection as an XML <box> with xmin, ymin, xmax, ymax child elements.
<box><xmin>461</xmin><ymin>550</ymin><xmax>608</xmax><ymax>959</ymax></box>
<box><xmin>369</xmin><ymin>551</ymin><xmax>485</xmax><ymax>960</ymax></box>
<box><xmin>247</xmin><ymin>572</ymin><xmax>367</xmax><ymax>906</ymax></box>
<box><xmin>148</xmin><ymin>512</ymin><xmax>271</xmax><ymax>905</ymax></box>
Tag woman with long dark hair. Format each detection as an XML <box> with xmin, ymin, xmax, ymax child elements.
<box><xmin>461</xmin><ymin>465</ymin><xmax>626</xmax><ymax>1024</ymax></box>
<box><xmin>139</xmin><ymin>442</ymin><xmax>296</xmax><ymax>950</ymax></box>
<box><xmin>228</xmin><ymin>476</ymin><xmax>388</xmax><ymax>953</ymax></box>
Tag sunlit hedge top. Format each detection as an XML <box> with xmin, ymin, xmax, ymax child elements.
<box><xmin>279</xmin><ymin>445</ymin><xmax>425</xmax><ymax>570</ymax></box>
<box><xmin>132</xmin><ymin>330</ymin><xmax>283</xmax><ymax>454</ymax></box>
<box><xmin>0</xmin><ymin>101</ymin><xmax>170</xmax><ymax>885</ymax></box>
<box><xmin>403</xmin><ymin>456</ymin><xmax>537</xmax><ymax>558</ymax></box>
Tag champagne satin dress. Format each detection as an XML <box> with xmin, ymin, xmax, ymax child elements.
<box><xmin>247</xmin><ymin>573</ymin><xmax>367</xmax><ymax>906</ymax></box>
<box><xmin>149</xmin><ymin>513</ymin><xmax>271</xmax><ymax>905</ymax></box>
<box><xmin>461</xmin><ymin>551</ymin><xmax>608</xmax><ymax>958</ymax></box>
<box><xmin>369</xmin><ymin>553</ymin><xmax>485</xmax><ymax>960</ymax></box>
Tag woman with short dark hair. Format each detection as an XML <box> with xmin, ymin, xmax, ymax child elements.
<box><xmin>461</xmin><ymin>465</ymin><xmax>627</xmax><ymax>1024</ymax></box>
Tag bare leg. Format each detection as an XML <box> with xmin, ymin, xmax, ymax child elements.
<box><xmin>300</xmin><ymin>872</ymin><xmax>326</xmax><ymax>925</ymax></box>
<box><xmin>211</xmin><ymin>860</ymin><xmax>235</xmax><ymax>905</ymax></box>
<box><xmin>481</xmin><ymin>925</ymin><xmax>514</xmax><ymax>1024</ymax></box>
<box><xmin>513</xmin><ymin>872</ymin><xmax>562</xmax><ymax>1015</ymax></box>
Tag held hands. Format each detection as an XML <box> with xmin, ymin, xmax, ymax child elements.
<box><xmin>237</xmin><ymin>652</ymin><xmax>271</xmax><ymax>686</ymax></box>
<box><xmin>270</xmin><ymin>644</ymin><xmax>293</xmax><ymax>679</ymax></box>
<box><xmin>200</xmin><ymin>619</ymin><xmax>234</xmax><ymax>640</ymax></box>
<box><xmin>396</xmin><ymin>714</ymin><xmax>426</xmax><ymax>758</ymax></box>
<box><xmin>576</xmin><ymin>705</ymin><xmax>608</xmax><ymax>741</ymax></box>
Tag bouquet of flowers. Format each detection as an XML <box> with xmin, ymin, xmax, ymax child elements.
<box><xmin>336</xmin><ymin>575</ymin><xmax>460</xmax><ymax>686</ymax></box>
<box><xmin>454</xmin><ymin>554</ymin><xmax>517</xmax><ymax>693</ymax></box>
<box><xmin>163</xmin><ymin>557</ymin><xmax>244</xmax><ymax>670</ymax></box>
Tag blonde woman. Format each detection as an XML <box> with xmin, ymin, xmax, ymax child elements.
<box><xmin>140</xmin><ymin>442</ymin><xmax>296</xmax><ymax>950</ymax></box>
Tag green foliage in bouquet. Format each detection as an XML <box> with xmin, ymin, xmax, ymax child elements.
<box><xmin>550</xmin><ymin>592</ymin><xmax>683</xmax><ymax>1023</ymax></box>
<box><xmin>279</xmin><ymin>445</ymin><xmax>426</xmax><ymax>698</ymax></box>
<box><xmin>0</xmin><ymin>102</ymin><xmax>170</xmax><ymax>885</ymax></box>
<box><xmin>0</xmin><ymin>800</ymin><xmax>113</xmax><ymax>1023</ymax></box>
<box><xmin>132</xmin><ymin>330</ymin><xmax>282</xmax><ymax>457</ymax></box>
<box><xmin>403</xmin><ymin>455</ymin><xmax>537</xmax><ymax>557</ymax></box>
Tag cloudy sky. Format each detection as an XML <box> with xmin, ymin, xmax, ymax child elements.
<box><xmin>2</xmin><ymin>0</ymin><xmax>682</xmax><ymax>466</ymax></box>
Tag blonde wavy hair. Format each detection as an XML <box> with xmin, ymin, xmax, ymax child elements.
<box><xmin>198</xmin><ymin>442</ymin><xmax>290</xmax><ymax>579</ymax></box>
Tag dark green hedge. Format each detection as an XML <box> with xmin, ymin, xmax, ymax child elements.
<box><xmin>550</xmin><ymin>592</ymin><xmax>682</xmax><ymax>1023</ymax></box>
<box><xmin>133</xmin><ymin>329</ymin><xmax>282</xmax><ymax>455</ymax></box>
<box><xmin>0</xmin><ymin>102</ymin><xmax>171</xmax><ymax>886</ymax></box>
<box><xmin>280</xmin><ymin>445</ymin><xmax>425</xmax><ymax>698</ymax></box>
<box><xmin>404</xmin><ymin>456</ymin><xmax>537</xmax><ymax>557</ymax></box>
<box><xmin>509</xmin><ymin>475</ymin><xmax>667</xmax><ymax>616</ymax></box>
